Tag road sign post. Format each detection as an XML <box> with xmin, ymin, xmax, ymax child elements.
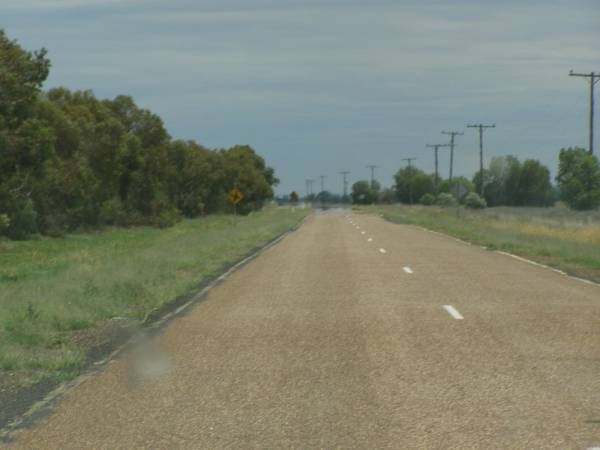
<box><xmin>226</xmin><ymin>188</ymin><xmax>244</xmax><ymax>219</ymax></box>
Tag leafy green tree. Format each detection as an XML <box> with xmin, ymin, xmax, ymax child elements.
<box><xmin>473</xmin><ymin>155</ymin><xmax>553</xmax><ymax>207</ymax></box>
<box><xmin>218</xmin><ymin>145</ymin><xmax>278</xmax><ymax>214</ymax></box>
<box><xmin>556</xmin><ymin>147</ymin><xmax>600</xmax><ymax>210</ymax></box>
<box><xmin>517</xmin><ymin>159</ymin><xmax>554</xmax><ymax>206</ymax></box>
<box><xmin>394</xmin><ymin>166</ymin><xmax>434</xmax><ymax>204</ymax></box>
<box><xmin>0</xmin><ymin>30</ymin><xmax>53</xmax><ymax>238</ymax></box>
<box><xmin>351</xmin><ymin>180</ymin><xmax>378</xmax><ymax>204</ymax></box>
<box><xmin>0</xmin><ymin>30</ymin><xmax>280</xmax><ymax>239</ymax></box>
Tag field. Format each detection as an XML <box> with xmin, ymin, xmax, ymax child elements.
<box><xmin>366</xmin><ymin>205</ymin><xmax>600</xmax><ymax>283</ymax></box>
<box><xmin>0</xmin><ymin>207</ymin><xmax>309</xmax><ymax>386</ymax></box>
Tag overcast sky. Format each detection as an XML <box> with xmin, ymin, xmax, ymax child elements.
<box><xmin>2</xmin><ymin>0</ymin><xmax>599</xmax><ymax>195</ymax></box>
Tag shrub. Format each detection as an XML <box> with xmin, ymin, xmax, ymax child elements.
<box><xmin>419</xmin><ymin>193</ymin><xmax>435</xmax><ymax>205</ymax></box>
<box><xmin>0</xmin><ymin>214</ymin><xmax>9</xmax><ymax>232</ymax></box>
<box><xmin>435</xmin><ymin>193</ymin><xmax>458</xmax><ymax>207</ymax></box>
<box><xmin>463</xmin><ymin>192</ymin><xmax>487</xmax><ymax>209</ymax></box>
<box><xmin>153</xmin><ymin>207</ymin><xmax>182</xmax><ymax>228</ymax></box>
<box><xmin>42</xmin><ymin>213</ymin><xmax>70</xmax><ymax>237</ymax></box>
<box><xmin>99</xmin><ymin>197</ymin><xmax>128</xmax><ymax>225</ymax></box>
<box><xmin>7</xmin><ymin>198</ymin><xmax>38</xmax><ymax>240</ymax></box>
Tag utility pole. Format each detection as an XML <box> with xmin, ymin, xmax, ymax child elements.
<box><xmin>366</xmin><ymin>165</ymin><xmax>378</xmax><ymax>188</ymax></box>
<box><xmin>401</xmin><ymin>157</ymin><xmax>417</xmax><ymax>204</ymax></box>
<box><xmin>569</xmin><ymin>70</ymin><xmax>599</xmax><ymax>154</ymax></box>
<box><xmin>319</xmin><ymin>175</ymin><xmax>326</xmax><ymax>193</ymax></box>
<box><xmin>467</xmin><ymin>124</ymin><xmax>495</xmax><ymax>196</ymax></box>
<box><xmin>339</xmin><ymin>171</ymin><xmax>350</xmax><ymax>203</ymax></box>
<box><xmin>441</xmin><ymin>130</ymin><xmax>464</xmax><ymax>182</ymax></box>
<box><xmin>425</xmin><ymin>144</ymin><xmax>450</xmax><ymax>193</ymax></box>
<box><xmin>305</xmin><ymin>179</ymin><xmax>311</xmax><ymax>198</ymax></box>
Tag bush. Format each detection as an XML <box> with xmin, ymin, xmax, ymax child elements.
<box><xmin>463</xmin><ymin>192</ymin><xmax>487</xmax><ymax>209</ymax></box>
<box><xmin>153</xmin><ymin>207</ymin><xmax>182</xmax><ymax>228</ymax></box>
<box><xmin>42</xmin><ymin>213</ymin><xmax>70</xmax><ymax>237</ymax></box>
<box><xmin>7</xmin><ymin>198</ymin><xmax>38</xmax><ymax>240</ymax></box>
<box><xmin>99</xmin><ymin>197</ymin><xmax>128</xmax><ymax>225</ymax></box>
<box><xmin>435</xmin><ymin>193</ymin><xmax>458</xmax><ymax>207</ymax></box>
<box><xmin>419</xmin><ymin>193</ymin><xmax>435</xmax><ymax>205</ymax></box>
<box><xmin>0</xmin><ymin>214</ymin><xmax>9</xmax><ymax>232</ymax></box>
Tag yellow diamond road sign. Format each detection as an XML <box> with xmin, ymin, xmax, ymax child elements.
<box><xmin>227</xmin><ymin>188</ymin><xmax>244</xmax><ymax>205</ymax></box>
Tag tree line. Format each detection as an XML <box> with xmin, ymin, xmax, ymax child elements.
<box><xmin>345</xmin><ymin>151</ymin><xmax>600</xmax><ymax>210</ymax></box>
<box><xmin>0</xmin><ymin>30</ymin><xmax>278</xmax><ymax>239</ymax></box>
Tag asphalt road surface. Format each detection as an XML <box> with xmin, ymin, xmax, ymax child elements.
<box><xmin>7</xmin><ymin>211</ymin><xmax>600</xmax><ymax>449</ymax></box>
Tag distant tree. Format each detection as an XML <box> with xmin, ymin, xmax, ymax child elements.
<box><xmin>517</xmin><ymin>159</ymin><xmax>555</xmax><ymax>206</ymax></box>
<box><xmin>315</xmin><ymin>190</ymin><xmax>338</xmax><ymax>203</ymax></box>
<box><xmin>351</xmin><ymin>180</ymin><xmax>378</xmax><ymax>204</ymax></box>
<box><xmin>556</xmin><ymin>147</ymin><xmax>600</xmax><ymax>210</ymax></box>
<box><xmin>473</xmin><ymin>155</ymin><xmax>553</xmax><ymax>207</ymax></box>
<box><xmin>379</xmin><ymin>187</ymin><xmax>397</xmax><ymax>204</ymax></box>
<box><xmin>394</xmin><ymin>166</ymin><xmax>434</xmax><ymax>204</ymax></box>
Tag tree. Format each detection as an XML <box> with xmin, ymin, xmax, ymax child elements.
<box><xmin>517</xmin><ymin>159</ymin><xmax>554</xmax><ymax>206</ymax></box>
<box><xmin>473</xmin><ymin>155</ymin><xmax>554</xmax><ymax>207</ymax></box>
<box><xmin>351</xmin><ymin>180</ymin><xmax>378</xmax><ymax>204</ymax></box>
<box><xmin>394</xmin><ymin>166</ymin><xmax>434</xmax><ymax>204</ymax></box>
<box><xmin>0</xmin><ymin>30</ymin><xmax>281</xmax><ymax>238</ymax></box>
<box><xmin>0</xmin><ymin>30</ymin><xmax>53</xmax><ymax>238</ymax></box>
<box><xmin>556</xmin><ymin>147</ymin><xmax>600</xmax><ymax>210</ymax></box>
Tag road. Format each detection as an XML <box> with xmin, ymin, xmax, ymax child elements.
<box><xmin>7</xmin><ymin>211</ymin><xmax>600</xmax><ymax>449</ymax></box>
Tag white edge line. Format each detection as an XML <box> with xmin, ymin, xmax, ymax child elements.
<box><xmin>0</xmin><ymin>217</ymin><xmax>308</xmax><ymax>438</ymax></box>
<box><xmin>443</xmin><ymin>305</ymin><xmax>464</xmax><ymax>320</ymax></box>
<box><xmin>408</xmin><ymin>224</ymin><xmax>600</xmax><ymax>289</ymax></box>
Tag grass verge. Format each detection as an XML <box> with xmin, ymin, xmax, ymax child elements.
<box><xmin>363</xmin><ymin>205</ymin><xmax>600</xmax><ymax>283</ymax></box>
<box><xmin>0</xmin><ymin>207</ymin><xmax>309</xmax><ymax>386</ymax></box>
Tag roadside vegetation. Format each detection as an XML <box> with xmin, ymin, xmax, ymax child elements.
<box><xmin>367</xmin><ymin>204</ymin><xmax>600</xmax><ymax>283</ymax></box>
<box><xmin>0</xmin><ymin>207</ymin><xmax>308</xmax><ymax>385</ymax></box>
<box><xmin>343</xmin><ymin>150</ymin><xmax>600</xmax><ymax>212</ymax></box>
<box><xmin>1</xmin><ymin>30</ymin><xmax>278</xmax><ymax>241</ymax></box>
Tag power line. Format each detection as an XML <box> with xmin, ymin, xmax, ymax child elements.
<box><xmin>441</xmin><ymin>130</ymin><xmax>464</xmax><ymax>182</ymax></box>
<box><xmin>425</xmin><ymin>144</ymin><xmax>450</xmax><ymax>193</ymax></box>
<box><xmin>466</xmin><ymin>124</ymin><xmax>495</xmax><ymax>196</ymax></box>
<box><xmin>569</xmin><ymin>70</ymin><xmax>600</xmax><ymax>154</ymax></box>
<box><xmin>339</xmin><ymin>171</ymin><xmax>350</xmax><ymax>200</ymax></box>
<box><xmin>366</xmin><ymin>165</ymin><xmax>378</xmax><ymax>188</ymax></box>
<box><xmin>401</xmin><ymin>157</ymin><xmax>417</xmax><ymax>204</ymax></box>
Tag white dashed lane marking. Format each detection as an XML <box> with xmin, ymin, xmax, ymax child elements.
<box><xmin>367</xmin><ymin>238</ymin><xmax>373</xmax><ymax>242</ymax></box>
<box><xmin>403</xmin><ymin>267</ymin><xmax>413</xmax><ymax>274</ymax></box>
<box><xmin>379</xmin><ymin>248</ymin><xmax>387</xmax><ymax>254</ymax></box>
<box><xmin>443</xmin><ymin>305</ymin><xmax>464</xmax><ymax>320</ymax></box>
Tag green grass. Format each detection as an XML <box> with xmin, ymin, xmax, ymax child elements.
<box><xmin>0</xmin><ymin>207</ymin><xmax>309</xmax><ymax>384</ymax></box>
<box><xmin>363</xmin><ymin>205</ymin><xmax>600</xmax><ymax>281</ymax></box>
